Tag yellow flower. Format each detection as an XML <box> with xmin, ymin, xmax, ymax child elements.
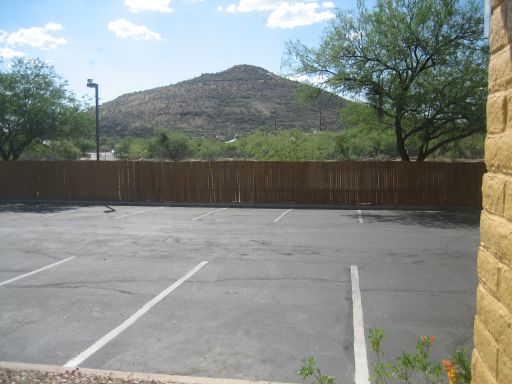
<box><xmin>442</xmin><ymin>359</ymin><xmax>457</xmax><ymax>384</ymax></box>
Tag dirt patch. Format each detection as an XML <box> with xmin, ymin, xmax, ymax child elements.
<box><xmin>0</xmin><ymin>368</ymin><xmax>175</xmax><ymax>384</ymax></box>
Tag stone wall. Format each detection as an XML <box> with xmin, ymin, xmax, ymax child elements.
<box><xmin>472</xmin><ymin>1</ymin><xmax>512</xmax><ymax>383</ymax></box>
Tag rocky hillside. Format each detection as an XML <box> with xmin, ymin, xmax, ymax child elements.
<box><xmin>100</xmin><ymin>65</ymin><xmax>348</xmax><ymax>139</ymax></box>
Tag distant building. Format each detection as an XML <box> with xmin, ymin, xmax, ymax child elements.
<box><xmin>82</xmin><ymin>151</ymin><xmax>116</xmax><ymax>161</ymax></box>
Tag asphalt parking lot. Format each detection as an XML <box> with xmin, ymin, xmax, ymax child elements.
<box><xmin>0</xmin><ymin>203</ymin><xmax>480</xmax><ymax>383</ymax></box>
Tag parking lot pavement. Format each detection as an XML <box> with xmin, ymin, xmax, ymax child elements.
<box><xmin>0</xmin><ymin>204</ymin><xmax>480</xmax><ymax>383</ymax></box>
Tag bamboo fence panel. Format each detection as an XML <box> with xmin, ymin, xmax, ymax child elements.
<box><xmin>0</xmin><ymin>160</ymin><xmax>485</xmax><ymax>207</ymax></box>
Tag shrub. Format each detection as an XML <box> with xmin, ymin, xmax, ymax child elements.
<box><xmin>369</xmin><ymin>328</ymin><xmax>471</xmax><ymax>384</ymax></box>
<box><xmin>116</xmin><ymin>136</ymin><xmax>149</xmax><ymax>159</ymax></box>
<box><xmin>148</xmin><ymin>130</ymin><xmax>190</xmax><ymax>160</ymax></box>
<box><xmin>190</xmin><ymin>138</ymin><xmax>224</xmax><ymax>160</ymax></box>
<box><xmin>299</xmin><ymin>356</ymin><xmax>335</xmax><ymax>384</ymax></box>
<box><xmin>21</xmin><ymin>139</ymin><xmax>84</xmax><ymax>160</ymax></box>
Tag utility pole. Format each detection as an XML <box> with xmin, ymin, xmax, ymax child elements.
<box><xmin>87</xmin><ymin>79</ymin><xmax>100</xmax><ymax>161</ymax></box>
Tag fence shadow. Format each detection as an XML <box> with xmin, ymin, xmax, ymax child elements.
<box><xmin>359</xmin><ymin>209</ymin><xmax>480</xmax><ymax>229</ymax></box>
<box><xmin>0</xmin><ymin>203</ymin><xmax>80</xmax><ymax>214</ymax></box>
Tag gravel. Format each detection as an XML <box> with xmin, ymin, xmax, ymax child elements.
<box><xmin>0</xmin><ymin>368</ymin><xmax>176</xmax><ymax>384</ymax></box>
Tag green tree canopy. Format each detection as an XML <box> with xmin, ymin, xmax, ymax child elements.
<box><xmin>148</xmin><ymin>130</ymin><xmax>190</xmax><ymax>160</ymax></box>
<box><xmin>284</xmin><ymin>0</ymin><xmax>488</xmax><ymax>161</ymax></box>
<box><xmin>0</xmin><ymin>57</ymin><xmax>92</xmax><ymax>160</ymax></box>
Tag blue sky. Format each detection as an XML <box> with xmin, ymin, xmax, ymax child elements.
<box><xmin>0</xmin><ymin>0</ymin><xmax>370</xmax><ymax>103</ymax></box>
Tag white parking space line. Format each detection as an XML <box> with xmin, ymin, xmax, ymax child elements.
<box><xmin>113</xmin><ymin>207</ymin><xmax>163</xmax><ymax>220</ymax></box>
<box><xmin>351</xmin><ymin>265</ymin><xmax>369</xmax><ymax>384</ymax></box>
<box><xmin>48</xmin><ymin>209</ymin><xmax>80</xmax><ymax>217</ymax></box>
<box><xmin>191</xmin><ymin>208</ymin><xmax>227</xmax><ymax>221</ymax></box>
<box><xmin>63</xmin><ymin>260</ymin><xmax>209</xmax><ymax>368</ymax></box>
<box><xmin>357</xmin><ymin>210</ymin><xmax>364</xmax><ymax>224</ymax></box>
<box><xmin>274</xmin><ymin>209</ymin><xmax>293</xmax><ymax>223</ymax></box>
<box><xmin>0</xmin><ymin>257</ymin><xmax>76</xmax><ymax>287</ymax></box>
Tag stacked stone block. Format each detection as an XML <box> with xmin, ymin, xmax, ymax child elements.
<box><xmin>473</xmin><ymin>1</ymin><xmax>512</xmax><ymax>383</ymax></box>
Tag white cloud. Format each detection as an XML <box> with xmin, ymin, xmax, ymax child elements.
<box><xmin>219</xmin><ymin>0</ymin><xmax>334</xmax><ymax>28</ymax></box>
<box><xmin>5</xmin><ymin>23</ymin><xmax>67</xmax><ymax>50</ymax></box>
<box><xmin>44</xmin><ymin>22</ymin><xmax>64</xmax><ymax>31</ymax></box>
<box><xmin>124</xmin><ymin>0</ymin><xmax>173</xmax><ymax>13</ymax></box>
<box><xmin>0</xmin><ymin>47</ymin><xmax>26</xmax><ymax>58</ymax></box>
<box><xmin>218</xmin><ymin>3</ymin><xmax>238</xmax><ymax>12</ymax></box>
<box><xmin>236</xmin><ymin>0</ymin><xmax>283</xmax><ymax>12</ymax></box>
<box><xmin>267</xmin><ymin>2</ymin><xmax>334</xmax><ymax>28</ymax></box>
<box><xmin>287</xmin><ymin>73</ymin><xmax>328</xmax><ymax>86</ymax></box>
<box><xmin>108</xmin><ymin>19</ymin><xmax>163</xmax><ymax>40</ymax></box>
<box><xmin>0</xmin><ymin>30</ymin><xmax>7</xmax><ymax>44</ymax></box>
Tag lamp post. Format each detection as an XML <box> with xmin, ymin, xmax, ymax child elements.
<box><xmin>87</xmin><ymin>79</ymin><xmax>99</xmax><ymax>161</ymax></box>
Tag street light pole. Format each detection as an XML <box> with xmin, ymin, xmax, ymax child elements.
<box><xmin>87</xmin><ymin>79</ymin><xmax>99</xmax><ymax>161</ymax></box>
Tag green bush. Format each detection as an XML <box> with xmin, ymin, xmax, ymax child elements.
<box><xmin>105</xmin><ymin>122</ymin><xmax>483</xmax><ymax>162</ymax></box>
<box><xmin>336</xmin><ymin>102</ymin><xmax>397</xmax><ymax>159</ymax></box>
<box><xmin>298</xmin><ymin>329</ymin><xmax>471</xmax><ymax>384</ymax></box>
<box><xmin>190</xmin><ymin>138</ymin><xmax>224</xmax><ymax>160</ymax></box>
<box><xmin>334</xmin><ymin>126</ymin><xmax>396</xmax><ymax>159</ymax></box>
<box><xmin>21</xmin><ymin>139</ymin><xmax>84</xmax><ymax>160</ymax></box>
<box><xmin>299</xmin><ymin>356</ymin><xmax>335</xmax><ymax>384</ymax></box>
<box><xmin>116</xmin><ymin>136</ymin><xmax>149</xmax><ymax>159</ymax></box>
<box><xmin>148</xmin><ymin>130</ymin><xmax>190</xmax><ymax>160</ymax></box>
<box><xmin>369</xmin><ymin>328</ymin><xmax>471</xmax><ymax>384</ymax></box>
<box><xmin>234</xmin><ymin>129</ymin><xmax>338</xmax><ymax>161</ymax></box>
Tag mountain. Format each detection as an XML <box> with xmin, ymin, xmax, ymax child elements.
<box><xmin>99</xmin><ymin>65</ymin><xmax>348</xmax><ymax>139</ymax></box>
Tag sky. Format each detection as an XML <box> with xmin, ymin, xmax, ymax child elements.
<box><xmin>0</xmin><ymin>0</ymin><xmax>371</xmax><ymax>104</ymax></box>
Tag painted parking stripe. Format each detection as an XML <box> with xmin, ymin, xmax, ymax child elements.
<box><xmin>274</xmin><ymin>209</ymin><xmax>293</xmax><ymax>223</ymax></box>
<box><xmin>113</xmin><ymin>207</ymin><xmax>163</xmax><ymax>220</ymax></box>
<box><xmin>63</xmin><ymin>260</ymin><xmax>209</xmax><ymax>368</ymax></box>
<box><xmin>351</xmin><ymin>265</ymin><xmax>369</xmax><ymax>384</ymax></box>
<box><xmin>0</xmin><ymin>257</ymin><xmax>76</xmax><ymax>287</ymax></box>
<box><xmin>357</xmin><ymin>210</ymin><xmax>364</xmax><ymax>224</ymax></box>
<box><xmin>48</xmin><ymin>209</ymin><xmax>80</xmax><ymax>217</ymax></box>
<box><xmin>191</xmin><ymin>208</ymin><xmax>227</xmax><ymax>221</ymax></box>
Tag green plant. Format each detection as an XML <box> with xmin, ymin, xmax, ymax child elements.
<box><xmin>298</xmin><ymin>357</ymin><xmax>335</xmax><ymax>384</ymax></box>
<box><xmin>234</xmin><ymin>129</ymin><xmax>338</xmax><ymax>161</ymax></box>
<box><xmin>368</xmin><ymin>328</ymin><xmax>471</xmax><ymax>384</ymax></box>
<box><xmin>285</xmin><ymin>0</ymin><xmax>487</xmax><ymax>161</ymax></box>
<box><xmin>190</xmin><ymin>138</ymin><xmax>224</xmax><ymax>160</ymax></box>
<box><xmin>21</xmin><ymin>139</ymin><xmax>84</xmax><ymax>160</ymax></box>
<box><xmin>148</xmin><ymin>130</ymin><xmax>190</xmax><ymax>160</ymax></box>
<box><xmin>442</xmin><ymin>347</ymin><xmax>471</xmax><ymax>384</ymax></box>
<box><xmin>116</xmin><ymin>136</ymin><xmax>149</xmax><ymax>159</ymax></box>
<box><xmin>0</xmin><ymin>57</ymin><xmax>94</xmax><ymax>160</ymax></box>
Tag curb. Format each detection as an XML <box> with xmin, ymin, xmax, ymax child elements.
<box><xmin>0</xmin><ymin>361</ymin><xmax>296</xmax><ymax>384</ymax></box>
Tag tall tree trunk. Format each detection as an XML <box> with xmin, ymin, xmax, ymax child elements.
<box><xmin>416</xmin><ymin>150</ymin><xmax>427</xmax><ymax>162</ymax></box>
<box><xmin>0</xmin><ymin>148</ymin><xmax>8</xmax><ymax>161</ymax></box>
<box><xmin>394</xmin><ymin>116</ymin><xmax>410</xmax><ymax>161</ymax></box>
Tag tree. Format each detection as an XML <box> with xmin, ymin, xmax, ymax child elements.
<box><xmin>148</xmin><ymin>130</ymin><xmax>190</xmax><ymax>160</ymax></box>
<box><xmin>284</xmin><ymin>0</ymin><xmax>488</xmax><ymax>161</ymax></box>
<box><xmin>295</xmin><ymin>84</ymin><xmax>325</xmax><ymax>131</ymax></box>
<box><xmin>22</xmin><ymin>140</ymin><xmax>85</xmax><ymax>160</ymax></box>
<box><xmin>116</xmin><ymin>136</ymin><xmax>149</xmax><ymax>160</ymax></box>
<box><xmin>336</xmin><ymin>102</ymin><xmax>397</xmax><ymax>159</ymax></box>
<box><xmin>0</xmin><ymin>57</ymin><xmax>92</xmax><ymax>160</ymax></box>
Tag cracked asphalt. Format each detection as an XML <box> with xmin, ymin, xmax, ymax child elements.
<box><xmin>0</xmin><ymin>203</ymin><xmax>480</xmax><ymax>383</ymax></box>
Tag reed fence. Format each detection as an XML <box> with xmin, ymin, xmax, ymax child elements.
<box><xmin>0</xmin><ymin>161</ymin><xmax>485</xmax><ymax>206</ymax></box>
